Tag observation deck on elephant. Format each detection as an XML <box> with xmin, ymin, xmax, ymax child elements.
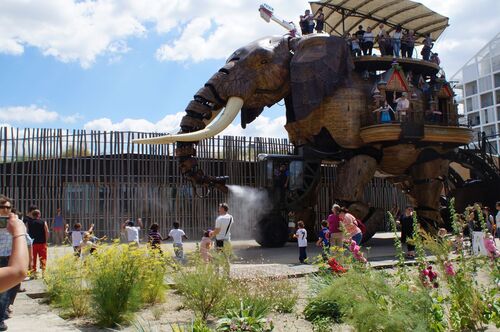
<box><xmin>353</xmin><ymin>56</ymin><xmax>440</xmax><ymax>77</ymax></box>
<box><xmin>360</xmin><ymin>123</ymin><xmax>473</xmax><ymax>146</ymax></box>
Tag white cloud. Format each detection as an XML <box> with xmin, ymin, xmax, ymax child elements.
<box><xmin>0</xmin><ymin>105</ymin><xmax>58</xmax><ymax>123</ymax></box>
<box><xmin>0</xmin><ymin>105</ymin><xmax>80</xmax><ymax>124</ymax></box>
<box><xmin>1</xmin><ymin>0</ymin><xmax>498</xmax><ymax>72</ymax></box>
<box><xmin>61</xmin><ymin>113</ymin><xmax>84</xmax><ymax>124</ymax></box>
<box><xmin>0</xmin><ymin>0</ymin><xmax>304</xmax><ymax>67</ymax></box>
<box><xmin>83</xmin><ymin>110</ymin><xmax>288</xmax><ymax>138</ymax></box>
<box><xmin>83</xmin><ymin>112</ymin><xmax>185</xmax><ymax>133</ymax></box>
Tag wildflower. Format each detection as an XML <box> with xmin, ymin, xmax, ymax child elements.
<box><xmin>421</xmin><ymin>265</ymin><xmax>438</xmax><ymax>288</ymax></box>
<box><xmin>444</xmin><ymin>261</ymin><xmax>456</xmax><ymax>276</ymax></box>
<box><xmin>328</xmin><ymin>257</ymin><xmax>347</xmax><ymax>274</ymax></box>
<box><xmin>348</xmin><ymin>240</ymin><xmax>367</xmax><ymax>263</ymax></box>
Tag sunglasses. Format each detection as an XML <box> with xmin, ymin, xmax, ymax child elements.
<box><xmin>0</xmin><ymin>205</ymin><xmax>12</xmax><ymax>210</ymax></box>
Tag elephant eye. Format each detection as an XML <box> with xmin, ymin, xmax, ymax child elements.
<box><xmin>260</xmin><ymin>59</ymin><xmax>269</xmax><ymax>64</ymax></box>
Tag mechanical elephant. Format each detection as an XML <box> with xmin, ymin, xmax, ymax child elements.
<box><xmin>135</xmin><ymin>33</ymin><xmax>456</xmax><ymax>239</ymax></box>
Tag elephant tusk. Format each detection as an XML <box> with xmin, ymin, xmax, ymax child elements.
<box><xmin>133</xmin><ymin>97</ymin><xmax>244</xmax><ymax>144</ymax></box>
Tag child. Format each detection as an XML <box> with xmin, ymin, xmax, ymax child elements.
<box><xmin>351</xmin><ymin>35</ymin><xmax>362</xmax><ymax>57</ymax></box>
<box><xmin>148</xmin><ymin>223</ymin><xmax>164</xmax><ymax>252</ymax></box>
<box><xmin>121</xmin><ymin>218</ymin><xmax>143</xmax><ymax>245</ymax></box>
<box><xmin>165</xmin><ymin>222</ymin><xmax>188</xmax><ymax>261</ymax></box>
<box><xmin>316</xmin><ymin>220</ymin><xmax>330</xmax><ymax>260</ymax></box>
<box><xmin>79</xmin><ymin>232</ymin><xmax>97</xmax><ymax>259</ymax></box>
<box><xmin>483</xmin><ymin>233</ymin><xmax>499</xmax><ymax>259</ymax></box>
<box><xmin>26</xmin><ymin>210</ymin><xmax>49</xmax><ymax>276</ymax></box>
<box><xmin>200</xmin><ymin>229</ymin><xmax>212</xmax><ymax>263</ymax></box>
<box><xmin>66</xmin><ymin>223</ymin><xmax>94</xmax><ymax>257</ymax></box>
<box><xmin>293</xmin><ymin>220</ymin><xmax>307</xmax><ymax>264</ymax></box>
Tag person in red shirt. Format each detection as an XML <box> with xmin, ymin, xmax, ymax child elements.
<box><xmin>25</xmin><ymin>210</ymin><xmax>48</xmax><ymax>277</ymax></box>
<box><xmin>327</xmin><ymin>204</ymin><xmax>342</xmax><ymax>247</ymax></box>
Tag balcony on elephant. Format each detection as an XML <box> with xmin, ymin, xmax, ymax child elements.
<box><xmin>353</xmin><ymin>56</ymin><xmax>440</xmax><ymax>77</ymax></box>
<box><xmin>355</xmin><ymin>57</ymin><xmax>473</xmax><ymax>147</ymax></box>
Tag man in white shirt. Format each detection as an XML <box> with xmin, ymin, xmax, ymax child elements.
<box><xmin>122</xmin><ymin>218</ymin><xmax>143</xmax><ymax>245</ymax></box>
<box><xmin>212</xmin><ymin>203</ymin><xmax>234</xmax><ymax>273</ymax></box>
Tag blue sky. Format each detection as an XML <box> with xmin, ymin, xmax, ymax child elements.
<box><xmin>0</xmin><ymin>0</ymin><xmax>499</xmax><ymax>138</ymax></box>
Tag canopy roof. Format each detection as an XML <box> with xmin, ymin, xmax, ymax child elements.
<box><xmin>310</xmin><ymin>0</ymin><xmax>449</xmax><ymax>43</ymax></box>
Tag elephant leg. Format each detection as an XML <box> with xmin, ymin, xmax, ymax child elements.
<box><xmin>409</xmin><ymin>158</ymin><xmax>449</xmax><ymax>233</ymax></box>
<box><xmin>333</xmin><ymin>155</ymin><xmax>381</xmax><ymax>241</ymax></box>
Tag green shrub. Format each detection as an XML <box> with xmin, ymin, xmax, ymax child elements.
<box><xmin>216</xmin><ymin>277</ymin><xmax>297</xmax><ymax>317</ymax></box>
<box><xmin>173</xmin><ymin>262</ymin><xmax>229</xmax><ymax>321</ymax></box>
<box><xmin>216</xmin><ymin>303</ymin><xmax>273</xmax><ymax>332</ymax></box>
<box><xmin>316</xmin><ymin>268</ymin><xmax>432</xmax><ymax>332</ymax></box>
<box><xmin>86</xmin><ymin>244</ymin><xmax>149</xmax><ymax>326</ymax></box>
<box><xmin>140</xmin><ymin>250</ymin><xmax>169</xmax><ymax>304</ymax></box>
<box><xmin>44</xmin><ymin>254</ymin><xmax>90</xmax><ymax>317</ymax></box>
<box><xmin>264</xmin><ymin>278</ymin><xmax>297</xmax><ymax>313</ymax></box>
<box><xmin>170</xmin><ymin>319</ymin><xmax>212</xmax><ymax>332</ymax></box>
<box><xmin>304</xmin><ymin>297</ymin><xmax>342</xmax><ymax>324</ymax></box>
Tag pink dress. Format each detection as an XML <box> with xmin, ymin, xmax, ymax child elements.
<box><xmin>200</xmin><ymin>236</ymin><xmax>212</xmax><ymax>262</ymax></box>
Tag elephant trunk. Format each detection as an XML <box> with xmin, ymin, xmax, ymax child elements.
<box><xmin>134</xmin><ymin>78</ymin><xmax>245</xmax><ymax>193</ymax></box>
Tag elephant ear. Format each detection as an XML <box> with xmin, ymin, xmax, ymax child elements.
<box><xmin>289</xmin><ymin>35</ymin><xmax>354</xmax><ymax>121</ymax></box>
<box><xmin>240</xmin><ymin>107</ymin><xmax>264</xmax><ymax>129</ymax></box>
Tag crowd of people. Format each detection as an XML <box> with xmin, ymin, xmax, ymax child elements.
<box><xmin>298</xmin><ymin>9</ymin><xmax>440</xmax><ymax>64</ymax></box>
<box><xmin>293</xmin><ymin>204</ymin><xmax>367</xmax><ymax>264</ymax></box>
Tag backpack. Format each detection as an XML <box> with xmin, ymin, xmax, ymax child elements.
<box><xmin>356</xmin><ymin>218</ymin><xmax>367</xmax><ymax>235</ymax></box>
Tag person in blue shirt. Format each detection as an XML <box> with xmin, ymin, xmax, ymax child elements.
<box><xmin>316</xmin><ymin>220</ymin><xmax>330</xmax><ymax>260</ymax></box>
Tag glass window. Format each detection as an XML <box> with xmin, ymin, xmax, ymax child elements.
<box><xmin>481</xmin><ymin>92</ymin><xmax>494</xmax><ymax>108</ymax></box>
<box><xmin>289</xmin><ymin>161</ymin><xmax>303</xmax><ymax>191</ymax></box>
<box><xmin>497</xmin><ymin>106</ymin><xmax>500</xmax><ymax>122</ymax></box>
<box><xmin>496</xmin><ymin>89</ymin><xmax>500</xmax><ymax>105</ymax></box>
<box><xmin>495</xmin><ymin>73</ymin><xmax>500</xmax><ymax>88</ymax></box>
<box><xmin>466</xmin><ymin>98</ymin><xmax>473</xmax><ymax>112</ymax></box>
<box><xmin>483</xmin><ymin>125</ymin><xmax>496</xmax><ymax>137</ymax></box>
<box><xmin>492</xmin><ymin>54</ymin><xmax>500</xmax><ymax>72</ymax></box>
<box><xmin>465</xmin><ymin>81</ymin><xmax>478</xmax><ymax>96</ymax></box>
<box><xmin>471</xmin><ymin>95</ymin><xmax>480</xmax><ymax>110</ymax></box>
<box><xmin>482</xmin><ymin>108</ymin><xmax>495</xmax><ymax>124</ymax></box>
<box><xmin>468</xmin><ymin>112</ymin><xmax>480</xmax><ymax>126</ymax></box>
<box><xmin>478</xmin><ymin>76</ymin><xmax>492</xmax><ymax>92</ymax></box>
<box><xmin>479</xmin><ymin>58</ymin><xmax>492</xmax><ymax>76</ymax></box>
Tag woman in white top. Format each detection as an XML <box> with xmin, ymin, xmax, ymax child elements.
<box><xmin>392</xmin><ymin>25</ymin><xmax>402</xmax><ymax>57</ymax></box>
<box><xmin>363</xmin><ymin>27</ymin><xmax>374</xmax><ymax>56</ymax></box>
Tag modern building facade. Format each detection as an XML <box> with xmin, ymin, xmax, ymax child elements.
<box><xmin>452</xmin><ymin>32</ymin><xmax>500</xmax><ymax>155</ymax></box>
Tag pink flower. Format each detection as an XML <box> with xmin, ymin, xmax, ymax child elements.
<box><xmin>483</xmin><ymin>235</ymin><xmax>499</xmax><ymax>259</ymax></box>
<box><xmin>444</xmin><ymin>261</ymin><xmax>456</xmax><ymax>276</ymax></box>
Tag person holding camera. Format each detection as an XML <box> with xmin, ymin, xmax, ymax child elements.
<box><xmin>0</xmin><ymin>196</ymin><xmax>29</xmax><ymax>331</ymax></box>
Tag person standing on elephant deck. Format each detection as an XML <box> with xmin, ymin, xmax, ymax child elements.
<box><xmin>395</xmin><ymin>92</ymin><xmax>410</xmax><ymax>121</ymax></box>
<box><xmin>293</xmin><ymin>221</ymin><xmax>307</xmax><ymax>263</ymax></box>
<box><xmin>363</xmin><ymin>27</ymin><xmax>374</xmax><ymax>55</ymax></box>
<box><xmin>314</xmin><ymin>9</ymin><xmax>324</xmax><ymax>33</ymax></box>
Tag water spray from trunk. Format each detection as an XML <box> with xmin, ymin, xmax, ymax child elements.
<box><xmin>227</xmin><ymin>185</ymin><xmax>272</xmax><ymax>240</ymax></box>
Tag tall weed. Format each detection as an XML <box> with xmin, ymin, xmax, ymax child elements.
<box><xmin>173</xmin><ymin>262</ymin><xmax>229</xmax><ymax>321</ymax></box>
<box><xmin>315</xmin><ymin>268</ymin><xmax>432</xmax><ymax>332</ymax></box>
<box><xmin>87</xmin><ymin>244</ymin><xmax>146</xmax><ymax>326</ymax></box>
<box><xmin>44</xmin><ymin>254</ymin><xmax>90</xmax><ymax>317</ymax></box>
